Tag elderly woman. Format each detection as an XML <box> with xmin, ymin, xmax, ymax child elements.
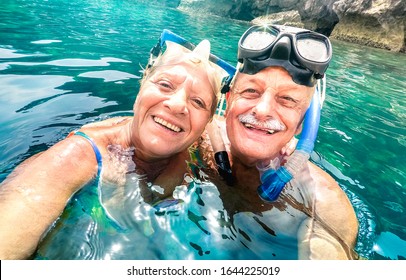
<box><xmin>0</xmin><ymin>30</ymin><xmax>234</xmax><ymax>259</ymax></box>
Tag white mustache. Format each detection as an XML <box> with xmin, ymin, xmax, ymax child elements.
<box><xmin>238</xmin><ymin>113</ymin><xmax>286</xmax><ymax>131</ymax></box>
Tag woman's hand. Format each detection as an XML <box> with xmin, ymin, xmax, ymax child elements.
<box><xmin>280</xmin><ymin>136</ymin><xmax>298</xmax><ymax>157</ymax></box>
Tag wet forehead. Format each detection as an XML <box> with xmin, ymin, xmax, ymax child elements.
<box><xmin>154</xmin><ymin>63</ymin><xmax>212</xmax><ymax>88</ymax></box>
<box><xmin>236</xmin><ymin>67</ymin><xmax>313</xmax><ymax>96</ymax></box>
<box><xmin>150</xmin><ymin>63</ymin><xmax>215</xmax><ymax>103</ymax></box>
<box><xmin>238</xmin><ymin>67</ymin><xmax>300</xmax><ymax>87</ymax></box>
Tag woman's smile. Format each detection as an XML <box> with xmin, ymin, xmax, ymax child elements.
<box><xmin>153</xmin><ymin>116</ymin><xmax>183</xmax><ymax>133</ymax></box>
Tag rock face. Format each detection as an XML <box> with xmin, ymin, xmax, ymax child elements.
<box><xmin>332</xmin><ymin>0</ymin><xmax>405</xmax><ymax>52</ymax></box>
<box><xmin>176</xmin><ymin>0</ymin><xmax>405</xmax><ymax>53</ymax></box>
<box><xmin>178</xmin><ymin>0</ymin><xmax>236</xmax><ymax>16</ymax></box>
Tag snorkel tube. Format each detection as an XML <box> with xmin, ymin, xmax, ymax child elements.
<box><xmin>257</xmin><ymin>80</ymin><xmax>324</xmax><ymax>202</ymax></box>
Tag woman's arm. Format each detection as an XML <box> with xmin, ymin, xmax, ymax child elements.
<box><xmin>0</xmin><ymin>136</ymin><xmax>98</xmax><ymax>259</ymax></box>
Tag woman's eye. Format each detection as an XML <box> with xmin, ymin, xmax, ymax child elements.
<box><xmin>191</xmin><ymin>98</ymin><xmax>206</xmax><ymax>109</ymax></box>
<box><xmin>152</xmin><ymin>77</ymin><xmax>174</xmax><ymax>91</ymax></box>
<box><xmin>157</xmin><ymin>81</ymin><xmax>173</xmax><ymax>89</ymax></box>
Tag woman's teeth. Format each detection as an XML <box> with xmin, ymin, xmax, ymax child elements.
<box><xmin>154</xmin><ymin>117</ymin><xmax>181</xmax><ymax>132</ymax></box>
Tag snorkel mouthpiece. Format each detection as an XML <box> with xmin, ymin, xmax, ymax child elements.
<box><xmin>258</xmin><ymin>166</ymin><xmax>293</xmax><ymax>202</ymax></box>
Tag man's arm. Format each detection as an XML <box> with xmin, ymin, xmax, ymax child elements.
<box><xmin>297</xmin><ymin>163</ymin><xmax>359</xmax><ymax>260</ymax></box>
<box><xmin>0</xmin><ymin>137</ymin><xmax>98</xmax><ymax>259</ymax></box>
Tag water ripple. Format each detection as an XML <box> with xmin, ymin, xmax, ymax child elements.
<box><xmin>78</xmin><ymin>70</ymin><xmax>139</xmax><ymax>82</ymax></box>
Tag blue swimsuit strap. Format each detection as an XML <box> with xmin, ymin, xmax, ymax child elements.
<box><xmin>71</xmin><ymin>131</ymin><xmax>103</xmax><ymax>178</ymax></box>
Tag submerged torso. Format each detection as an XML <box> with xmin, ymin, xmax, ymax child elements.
<box><xmin>34</xmin><ymin>136</ymin><xmax>354</xmax><ymax>260</ymax></box>
<box><xmin>34</xmin><ymin>161</ymin><xmax>315</xmax><ymax>260</ymax></box>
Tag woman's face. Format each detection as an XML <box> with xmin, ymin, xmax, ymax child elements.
<box><xmin>132</xmin><ymin>61</ymin><xmax>215</xmax><ymax>161</ymax></box>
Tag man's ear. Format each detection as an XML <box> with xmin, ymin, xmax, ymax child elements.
<box><xmin>226</xmin><ymin>91</ymin><xmax>230</xmax><ymax>101</ymax></box>
<box><xmin>295</xmin><ymin>123</ymin><xmax>303</xmax><ymax>135</ymax></box>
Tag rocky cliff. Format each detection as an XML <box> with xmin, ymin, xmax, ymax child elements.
<box><xmin>175</xmin><ymin>0</ymin><xmax>405</xmax><ymax>53</ymax></box>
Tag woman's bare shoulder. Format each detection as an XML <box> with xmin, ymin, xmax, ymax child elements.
<box><xmin>82</xmin><ymin>116</ymin><xmax>132</xmax><ymax>129</ymax></box>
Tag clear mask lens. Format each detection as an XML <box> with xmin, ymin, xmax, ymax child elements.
<box><xmin>242</xmin><ymin>31</ymin><xmax>276</xmax><ymax>50</ymax></box>
<box><xmin>296</xmin><ymin>38</ymin><xmax>329</xmax><ymax>62</ymax></box>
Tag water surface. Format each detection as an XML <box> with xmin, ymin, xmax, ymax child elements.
<box><xmin>0</xmin><ymin>0</ymin><xmax>405</xmax><ymax>260</ymax></box>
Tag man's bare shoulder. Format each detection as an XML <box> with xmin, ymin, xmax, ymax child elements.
<box><xmin>307</xmin><ymin>161</ymin><xmax>359</xmax><ymax>246</ymax></box>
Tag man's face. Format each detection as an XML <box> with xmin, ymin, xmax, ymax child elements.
<box><xmin>225</xmin><ymin>66</ymin><xmax>314</xmax><ymax>166</ymax></box>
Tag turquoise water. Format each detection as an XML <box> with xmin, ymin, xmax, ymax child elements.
<box><xmin>0</xmin><ymin>0</ymin><xmax>405</xmax><ymax>259</ymax></box>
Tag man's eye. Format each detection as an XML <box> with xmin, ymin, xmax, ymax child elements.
<box><xmin>283</xmin><ymin>96</ymin><xmax>296</xmax><ymax>102</ymax></box>
<box><xmin>240</xmin><ymin>88</ymin><xmax>260</xmax><ymax>98</ymax></box>
<box><xmin>279</xmin><ymin>96</ymin><xmax>298</xmax><ymax>107</ymax></box>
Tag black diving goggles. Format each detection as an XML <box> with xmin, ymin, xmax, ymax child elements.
<box><xmin>238</xmin><ymin>24</ymin><xmax>332</xmax><ymax>86</ymax></box>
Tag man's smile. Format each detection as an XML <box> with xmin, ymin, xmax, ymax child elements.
<box><xmin>242</xmin><ymin>123</ymin><xmax>276</xmax><ymax>134</ymax></box>
<box><xmin>238</xmin><ymin>114</ymin><xmax>285</xmax><ymax>135</ymax></box>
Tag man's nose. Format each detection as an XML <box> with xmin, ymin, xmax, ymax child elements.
<box><xmin>163</xmin><ymin>88</ymin><xmax>188</xmax><ymax>115</ymax></box>
<box><xmin>253</xmin><ymin>91</ymin><xmax>275</xmax><ymax>120</ymax></box>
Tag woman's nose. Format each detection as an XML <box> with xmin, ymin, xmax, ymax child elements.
<box><xmin>163</xmin><ymin>88</ymin><xmax>188</xmax><ymax>115</ymax></box>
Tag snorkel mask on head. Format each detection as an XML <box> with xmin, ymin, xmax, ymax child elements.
<box><xmin>147</xmin><ymin>29</ymin><xmax>236</xmax><ymax>101</ymax></box>
<box><xmin>237</xmin><ymin>24</ymin><xmax>332</xmax><ymax>86</ymax></box>
<box><xmin>236</xmin><ymin>24</ymin><xmax>332</xmax><ymax>202</ymax></box>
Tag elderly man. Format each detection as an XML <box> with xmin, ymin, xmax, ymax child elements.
<box><xmin>203</xmin><ymin>24</ymin><xmax>359</xmax><ymax>260</ymax></box>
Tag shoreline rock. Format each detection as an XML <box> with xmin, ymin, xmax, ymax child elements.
<box><xmin>177</xmin><ymin>0</ymin><xmax>405</xmax><ymax>53</ymax></box>
<box><xmin>332</xmin><ymin>0</ymin><xmax>404</xmax><ymax>52</ymax></box>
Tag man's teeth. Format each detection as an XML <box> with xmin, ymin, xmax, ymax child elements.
<box><xmin>243</xmin><ymin>123</ymin><xmax>275</xmax><ymax>134</ymax></box>
<box><xmin>154</xmin><ymin>117</ymin><xmax>181</xmax><ymax>132</ymax></box>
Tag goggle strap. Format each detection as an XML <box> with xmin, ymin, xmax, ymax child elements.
<box><xmin>147</xmin><ymin>41</ymin><xmax>162</xmax><ymax>70</ymax></box>
<box><xmin>314</xmin><ymin>73</ymin><xmax>324</xmax><ymax>79</ymax></box>
<box><xmin>220</xmin><ymin>77</ymin><xmax>231</xmax><ymax>94</ymax></box>
<box><xmin>160</xmin><ymin>29</ymin><xmax>187</xmax><ymax>48</ymax></box>
<box><xmin>147</xmin><ymin>29</ymin><xmax>237</xmax><ymax>97</ymax></box>
<box><xmin>151</xmin><ymin>40</ymin><xmax>162</xmax><ymax>57</ymax></box>
<box><xmin>160</xmin><ymin>29</ymin><xmax>236</xmax><ymax>78</ymax></box>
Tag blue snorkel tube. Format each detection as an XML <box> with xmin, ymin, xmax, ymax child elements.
<box><xmin>257</xmin><ymin>80</ymin><xmax>324</xmax><ymax>202</ymax></box>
